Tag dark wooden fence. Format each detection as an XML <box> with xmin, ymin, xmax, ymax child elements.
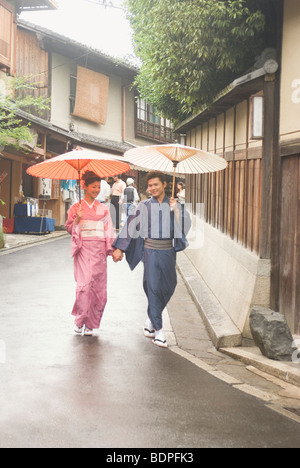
<box><xmin>186</xmin><ymin>151</ymin><xmax>262</xmax><ymax>254</ymax></box>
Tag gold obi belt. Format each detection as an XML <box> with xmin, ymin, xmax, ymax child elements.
<box><xmin>79</xmin><ymin>220</ymin><xmax>105</xmax><ymax>239</ymax></box>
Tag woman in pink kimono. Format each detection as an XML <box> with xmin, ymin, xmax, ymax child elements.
<box><xmin>65</xmin><ymin>171</ymin><xmax>115</xmax><ymax>336</ymax></box>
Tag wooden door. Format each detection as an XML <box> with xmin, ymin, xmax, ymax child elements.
<box><xmin>279</xmin><ymin>155</ymin><xmax>300</xmax><ymax>334</ymax></box>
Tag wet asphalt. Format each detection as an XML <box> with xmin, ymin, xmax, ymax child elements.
<box><xmin>0</xmin><ymin>237</ymin><xmax>300</xmax><ymax>448</ymax></box>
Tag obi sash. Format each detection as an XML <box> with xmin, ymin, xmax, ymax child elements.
<box><xmin>144</xmin><ymin>239</ymin><xmax>173</xmax><ymax>250</ymax></box>
<box><xmin>79</xmin><ymin>220</ymin><xmax>105</xmax><ymax>239</ymax></box>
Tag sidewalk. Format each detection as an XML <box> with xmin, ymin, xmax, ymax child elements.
<box><xmin>0</xmin><ymin>231</ymin><xmax>69</xmax><ymax>256</ymax></box>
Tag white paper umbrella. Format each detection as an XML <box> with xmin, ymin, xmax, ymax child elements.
<box><xmin>123</xmin><ymin>143</ymin><xmax>228</xmax><ymax>196</ymax></box>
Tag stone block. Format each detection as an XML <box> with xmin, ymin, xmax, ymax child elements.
<box><xmin>250</xmin><ymin>306</ymin><xmax>297</xmax><ymax>361</ymax></box>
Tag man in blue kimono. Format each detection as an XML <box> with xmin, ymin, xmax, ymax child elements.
<box><xmin>113</xmin><ymin>171</ymin><xmax>191</xmax><ymax>348</ymax></box>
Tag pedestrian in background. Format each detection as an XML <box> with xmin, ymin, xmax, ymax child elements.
<box><xmin>120</xmin><ymin>177</ymin><xmax>140</xmax><ymax>218</ymax></box>
<box><xmin>97</xmin><ymin>177</ymin><xmax>111</xmax><ymax>205</ymax></box>
<box><xmin>110</xmin><ymin>175</ymin><xmax>126</xmax><ymax>230</ymax></box>
<box><xmin>176</xmin><ymin>182</ymin><xmax>185</xmax><ymax>204</ymax></box>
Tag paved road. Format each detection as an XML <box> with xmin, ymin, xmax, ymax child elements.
<box><xmin>0</xmin><ymin>237</ymin><xmax>300</xmax><ymax>448</ymax></box>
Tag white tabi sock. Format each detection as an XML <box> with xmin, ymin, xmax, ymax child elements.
<box><xmin>154</xmin><ymin>329</ymin><xmax>166</xmax><ymax>342</ymax></box>
<box><xmin>145</xmin><ymin>318</ymin><xmax>154</xmax><ymax>331</ymax></box>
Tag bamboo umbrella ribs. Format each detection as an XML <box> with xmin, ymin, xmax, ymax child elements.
<box><xmin>27</xmin><ymin>147</ymin><xmax>131</xmax><ymax>200</ymax></box>
<box><xmin>123</xmin><ymin>143</ymin><xmax>228</xmax><ymax>197</ymax></box>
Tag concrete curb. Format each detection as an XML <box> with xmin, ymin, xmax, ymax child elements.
<box><xmin>176</xmin><ymin>251</ymin><xmax>242</xmax><ymax>349</ymax></box>
<box><xmin>0</xmin><ymin>232</ymin><xmax>69</xmax><ymax>256</ymax></box>
<box><xmin>220</xmin><ymin>346</ymin><xmax>300</xmax><ymax>388</ymax></box>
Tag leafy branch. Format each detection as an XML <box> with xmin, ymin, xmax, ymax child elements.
<box><xmin>0</xmin><ymin>75</ymin><xmax>50</xmax><ymax>150</ymax></box>
<box><xmin>125</xmin><ymin>0</ymin><xmax>276</xmax><ymax>122</ymax></box>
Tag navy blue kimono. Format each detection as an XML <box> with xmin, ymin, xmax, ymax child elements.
<box><xmin>113</xmin><ymin>196</ymin><xmax>191</xmax><ymax>330</ymax></box>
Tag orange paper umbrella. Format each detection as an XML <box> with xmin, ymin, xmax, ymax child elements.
<box><xmin>27</xmin><ymin>147</ymin><xmax>130</xmax><ymax>180</ymax></box>
<box><xmin>27</xmin><ymin>147</ymin><xmax>131</xmax><ymax>200</ymax></box>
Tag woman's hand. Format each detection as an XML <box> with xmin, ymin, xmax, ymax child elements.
<box><xmin>112</xmin><ymin>249</ymin><xmax>123</xmax><ymax>263</ymax></box>
<box><xmin>75</xmin><ymin>208</ymin><xmax>83</xmax><ymax>225</ymax></box>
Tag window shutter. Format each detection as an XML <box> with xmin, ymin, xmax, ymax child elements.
<box><xmin>73</xmin><ymin>66</ymin><xmax>109</xmax><ymax>125</ymax></box>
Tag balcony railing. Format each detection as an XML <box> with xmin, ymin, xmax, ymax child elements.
<box><xmin>136</xmin><ymin>119</ymin><xmax>174</xmax><ymax>143</ymax></box>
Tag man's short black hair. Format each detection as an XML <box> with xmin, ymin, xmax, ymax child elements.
<box><xmin>147</xmin><ymin>171</ymin><xmax>167</xmax><ymax>184</ymax></box>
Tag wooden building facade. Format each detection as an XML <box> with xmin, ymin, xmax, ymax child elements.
<box><xmin>277</xmin><ymin>0</ymin><xmax>300</xmax><ymax>335</ymax></box>
<box><xmin>182</xmin><ymin>76</ymin><xmax>265</xmax><ymax>257</ymax></box>
<box><xmin>0</xmin><ymin>0</ymin><xmax>56</xmax><ymax>221</ymax></box>
<box><xmin>176</xmin><ymin>0</ymin><xmax>300</xmax><ymax>338</ymax></box>
<box><xmin>0</xmin><ymin>3</ymin><xmax>174</xmax><ymax>228</ymax></box>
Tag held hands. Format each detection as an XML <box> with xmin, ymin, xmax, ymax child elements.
<box><xmin>112</xmin><ymin>248</ymin><xmax>124</xmax><ymax>263</ymax></box>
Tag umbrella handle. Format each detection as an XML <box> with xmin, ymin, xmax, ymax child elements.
<box><xmin>172</xmin><ymin>161</ymin><xmax>179</xmax><ymax>199</ymax></box>
<box><xmin>78</xmin><ymin>180</ymin><xmax>82</xmax><ymax>203</ymax></box>
<box><xmin>78</xmin><ymin>170</ymin><xmax>82</xmax><ymax>204</ymax></box>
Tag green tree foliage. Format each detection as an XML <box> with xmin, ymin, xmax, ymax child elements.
<box><xmin>0</xmin><ymin>75</ymin><xmax>50</xmax><ymax>150</ymax></box>
<box><xmin>0</xmin><ymin>76</ymin><xmax>50</xmax><ymax>247</ymax></box>
<box><xmin>126</xmin><ymin>0</ymin><xmax>276</xmax><ymax>122</ymax></box>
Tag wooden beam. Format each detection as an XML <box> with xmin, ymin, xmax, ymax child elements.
<box><xmin>259</xmin><ymin>76</ymin><xmax>276</xmax><ymax>260</ymax></box>
<box><xmin>270</xmin><ymin>0</ymin><xmax>284</xmax><ymax>312</ymax></box>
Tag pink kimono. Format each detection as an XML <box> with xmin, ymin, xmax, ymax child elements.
<box><xmin>65</xmin><ymin>200</ymin><xmax>115</xmax><ymax>330</ymax></box>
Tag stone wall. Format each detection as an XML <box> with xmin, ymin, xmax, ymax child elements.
<box><xmin>179</xmin><ymin>219</ymin><xmax>271</xmax><ymax>347</ymax></box>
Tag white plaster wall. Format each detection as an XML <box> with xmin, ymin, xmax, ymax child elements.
<box><xmin>50</xmin><ymin>54</ymin><xmax>74</xmax><ymax>131</ymax></box>
<box><xmin>50</xmin><ymin>53</ymin><xmax>123</xmax><ymax>141</ymax></box>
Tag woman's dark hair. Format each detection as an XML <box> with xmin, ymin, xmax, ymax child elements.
<box><xmin>147</xmin><ymin>170</ymin><xmax>166</xmax><ymax>184</ymax></box>
<box><xmin>82</xmin><ymin>171</ymin><xmax>101</xmax><ymax>186</ymax></box>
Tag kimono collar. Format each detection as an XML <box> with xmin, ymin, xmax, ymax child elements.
<box><xmin>83</xmin><ymin>199</ymin><xmax>97</xmax><ymax>209</ymax></box>
<box><xmin>150</xmin><ymin>195</ymin><xmax>169</xmax><ymax>205</ymax></box>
